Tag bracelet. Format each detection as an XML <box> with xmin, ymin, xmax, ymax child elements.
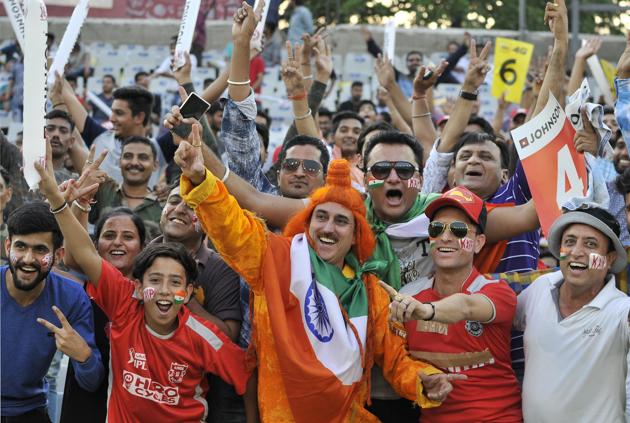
<box><xmin>302</xmin><ymin>75</ymin><xmax>314</xmax><ymax>80</ymax></box>
<box><xmin>294</xmin><ymin>109</ymin><xmax>312</xmax><ymax>120</ymax></box>
<box><xmin>459</xmin><ymin>90</ymin><xmax>478</xmax><ymax>101</ymax></box>
<box><xmin>227</xmin><ymin>79</ymin><xmax>251</xmax><ymax>86</ymax></box>
<box><xmin>52</xmin><ymin>102</ymin><xmax>66</xmax><ymax>108</ymax></box>
<box><xmin>412</xmin><ymin>112</ymin><xmax>432</xmax><ymax>118</ymax></box>
<box><xmin>288</xmin><ymin>91</ymin><xmax>308</xmax><ymax>101</ymax></box>
<box><xmin>221</xmin><ymin>167</ymin><xmax>230</xmax><ymax>183</ymax></box>
<box><xmin>73</xmin><ymin>200</ymin><xmax>91</xmax><ymax>213</ymax></box>
<box><xmin>423</xmin><ymin>302</ymin><xmax>436</xmax><ymax>321</ymax></box>
<box><xmin>50</xmin><ymin>202</ymin><xmax>68</xmax><ymax>214</ymax></box>
<box><xmin>412</xmin><ymin>94</ymin><xmax>427</xmax><ymax>100</ymax></box>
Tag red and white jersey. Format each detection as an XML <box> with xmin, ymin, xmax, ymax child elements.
<box><xmin>400</xmin><ymin>268</ymin><xmax>522</xmax><ymax>423</ymax></box>
<box><xmin>91</xmin><ymin>260</ymin><xmax>250</xmax><ymax>422</ymax></box>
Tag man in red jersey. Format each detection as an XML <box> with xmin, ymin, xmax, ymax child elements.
<box><xmin>381</xmin><ymin>186</ymin><xmax>522</xmax><ymax>423</ymax></box>
<box><xmin>34</xmin><ymin>139</ymin><xmax>252</xmax><ymax>422</ymax></box>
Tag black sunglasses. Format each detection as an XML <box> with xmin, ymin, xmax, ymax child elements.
<box><xmin>281</xmin><ymin>158</ymin><xmax>323</xmax><ymax>176</ymax></box>
<box><xmin>366</xmin><ymin>161</ymin><xmax>418</xmax><ymax>180</ymax></box>
<box><xmin>428</xmin><ymin>221</ymin><xmax>474</xmax><ymax>239</ymax></box>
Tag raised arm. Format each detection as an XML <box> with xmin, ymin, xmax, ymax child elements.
<box><xmin>282</xmin><ymin>42</ymin><xmax>320</xmax><ymax>138</ymax></box>
<box><xmin>532</xmin><ymin>0</ymin><xmax>568</xmax><ymax>117</ymax></box>
<box><xmin>567</xmin><ymin>38</ymin><xmax>601</xmax><ymax>96</ymax></box>
<box><xmin>375</xmin><ymin>54</ymin><xmax>412</xmax><ymax>124</ymax></box>
<box><xmin>229</xmin><ymin>1</ymin><xmax>263</xmax><ymax>101</ymax></box>
<box><xmin>50</xmin><ymin>72</ymin><xmax>88</xmax><ymax>133</ymax></box>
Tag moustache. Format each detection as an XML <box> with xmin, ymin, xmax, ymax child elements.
<box><xmin>125</xmin><ymin>165</ymin><xmax>145</xmax><ymax>172</ymax></box>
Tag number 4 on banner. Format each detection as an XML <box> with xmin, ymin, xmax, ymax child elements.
<box><xmin>556</xmin><ymin>145</ymin><xmax>585</xmax><ymax>208</ymax></box>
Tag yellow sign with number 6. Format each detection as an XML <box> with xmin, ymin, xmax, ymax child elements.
<box><xmin>492</xmin><ymin>37</ymin><xmax>534</xmax><ymax>104</ymax></box>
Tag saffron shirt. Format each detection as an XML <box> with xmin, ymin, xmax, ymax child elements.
<box><xmin>400</xmin><ymin>268</ymin><xmax>522</xmax><ymax>423</ymax></box>
<box><xmin>89</xmin><ymin>261</ymin><xmax>250</xmax><ymax>422</ymax></box>
<box><xmin>181</xmin><ymin>171</ymin><xmax>445</xmax><ymax>423</ymax></box>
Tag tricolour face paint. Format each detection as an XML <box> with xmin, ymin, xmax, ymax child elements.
<box><xmin>407</xmin><ymin>177</ymin><xmax>421</xmax><ymax>190</ymax></box>
<box><xmin>174</xmin><ymin>290</ymin><xmax>186</xmax><ymax>304</ymax></box>
<box><xmin>143</xmin><ymin>287</ymin><xmax>156</xmax><ymax>301</ymax></box>
<box><xmin>559</xmin><ymin>248</ymin><xmax>571</xmax><ymax>260</ymax></box>
<box><xmin>459</xmin><ymin>237</ymin><xmax>474</xmax><ymax>252</ymax></box>
<box><xmin>429</xmin><ymin>238</ymin><xmax>437</xmax><ymax>249</ymax></box>
<box><xmin>588</xmin><ymin>253</ymin><xmax>607</xmax><ymax>270</ymax></box>
<box><xmin>367</xmin><ymin>176</ymin><xmax>384</xmax><ymax>189</ymax></box>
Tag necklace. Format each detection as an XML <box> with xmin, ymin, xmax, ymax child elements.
<box><xmin>122</xmin><ymin>186</ymin><xmax>148</xmax><ymax>200</ymax></box>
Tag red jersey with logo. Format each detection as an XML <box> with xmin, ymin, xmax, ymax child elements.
<box><xmin>91</xmin><ymin>260</ymin><xmax>250</xmax><ymax>422</ymax></box>
<box><xmin>400</xmin><ymin>268</ymin><xmax>522</xmax><ymax>423</ymax></box>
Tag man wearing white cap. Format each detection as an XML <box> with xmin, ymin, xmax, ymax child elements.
<box><xmin>513</xmin><ymin>207</ymin><xmax>629</xmax><ymax>423</ymax></box>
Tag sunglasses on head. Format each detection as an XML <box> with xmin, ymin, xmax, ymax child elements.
<box><xmin>428</xmin><ymin>221</ymin><xmax>474</xmax><ymax>239</ymax></box>
<box><xmin>280</xmin><ymin>158</ymin><xmax>323</xmax><ymax>176</ymax></box>
<box><xmin>366</xmin><ymin>161</ymin><xmax>418</xmax><ymax>180</ymax></box>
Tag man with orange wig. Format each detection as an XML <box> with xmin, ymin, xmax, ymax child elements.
<box><xmin>175</xmin><ymin>123</ymin><xmax>465</xmax><ymax>422</ymax></box>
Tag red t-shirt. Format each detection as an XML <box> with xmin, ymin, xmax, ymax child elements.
<box><xmin>91</xmin><ymin>260</ymin><xmax>250</xmax><ymax>422</ymax></box>
<box><xmin>402</xmin><ymin>268</ymin><xmax>522</xmax><ymax>423</ymax></box>
<box><xmin>249</xmin><ymin>55</ymin><xmax>265</xmax><ymax>94</ymax></box>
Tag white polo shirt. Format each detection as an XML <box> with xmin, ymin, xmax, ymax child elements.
<box><xmin>514</xmin><ymin>270</ymin><xmax>630</xmax><ymax>423</ymax></box>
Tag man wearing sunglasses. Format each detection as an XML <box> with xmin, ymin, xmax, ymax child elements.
<box><xmin>275</xmin><ymin>136</ymin><xmax>329</xmax><ymax>199</ymax></box>
<box><xmin>382</xmin><ymin>186</ymin><xmax>522</xmax><ymax>423</ymax></box>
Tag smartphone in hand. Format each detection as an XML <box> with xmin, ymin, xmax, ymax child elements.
<box><xmin>171</xmin><ymin>92</ymin><xmax>211</xmax><ymax>139</ymax></box>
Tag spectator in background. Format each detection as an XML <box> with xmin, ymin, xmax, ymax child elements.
<box><xmin>603</xmin><ymin>105</ymin><xmax>619</xmax><ymax>134</ymax></box>
<box><xmin>358</xmin><ymin>99</ymin><xmax>378</xmax><ymax>125</ymax></box>
<box><xmin>134</xmin><ymin>71</ymin><xmax>162</xmax><ymax>126</ymax></box>
<box><xmin>191</xmin><ymin>0</ymin><xmax>211</xmax><ymax>64</ymax></box>
<box><xmin>256</xmin><ymin>122</ymin><xmax>270</xmax><ymax>164</ymax></box>
<box><xmin>255</xmin><ymin>109</ymin><xmax>271</xmax><ymax>128</ymax></box>
<box><xmin>317</xmin><ymin>107</ymin><xmax>333</xmax><ymax>140</ymax></box>
<box><xmin>44</xmin><ymin>110</ymin><xmax>79</xmax><ymax>183</ymax></box>
<box><xmin>262</xmin><ymin>22</ymin><xmax>283</xmax><ymax>67</ymax></box>
<box><xmin>287</xmin><ymin>0</ymin><xmax>314</xmax><ymax>44</ymax></box>
<box><xmin>207</xmin><ymin>101</ymin><xmax>223</xmax><ymax>138</ymax></box>
<box><xmin>90</xmin><ymin>74</ymin><xmax>116</xmax><ymax>124</ymax></box>
<box><xmin>250</xmin><ymin>51</ymin><xmax>266</xmax><ymax>95</ymax></box>
<box><xmin>7</xmin><ymin>52</ymin><xmax>23</xmax><ymax>122</ymax></box>
<box><xmin>0</xmin><ymin>166</ymin><xmax>12</xmax><ymax>266</ymax></box>
<box><xmin>338</xmin><ymin>81</ymin><xmax>364</xmax><ymax>112</ymax></box>
<box><xmin>65</xmin><ymin>38</ymin><xmax>92</xmax><ymax>83</ymax></box>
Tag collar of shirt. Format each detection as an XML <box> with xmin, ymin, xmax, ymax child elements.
<box><xmin>549</xmin><ymin>271</ymin><xmax>620</xmax><ymax>310</ymax></box>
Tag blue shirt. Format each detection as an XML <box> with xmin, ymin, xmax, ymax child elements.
<box><xmin>1</xmin><ymin>267</ymin><xmax>104</xmax><ymax>416</ymax></box>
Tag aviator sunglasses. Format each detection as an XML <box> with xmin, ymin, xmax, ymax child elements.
<box><xmin>280</xmin><ymin>158</ymin><xmax>323</xmax><ymax>176</ymax></box>
<box><xmin>428</xmin><ymin>221</ymin><xmax>474</xmax><ymax>239</ymax></box>
<box><xmin>366</xmin><ymin>161</ymin><xmax>418</xmax><ymax>180</ymax></box>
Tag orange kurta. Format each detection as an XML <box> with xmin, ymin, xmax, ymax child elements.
<box><xmin>181</xmin><ymin>170</ymin><xmax>443</xmax><ymax>422</ymax></box>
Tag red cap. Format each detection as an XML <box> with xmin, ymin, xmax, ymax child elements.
<box><xmin>435</xmin><ymin>115</ymin><xmax>449</xmax><ymax>127</ymax></box>
<box><xmin>510</xmin><ymin>108</ymin><xmax>527</xmax><ymax>121</ymax></box>
<box><xmin>425</xmin><ymin>186</ymin><xmax>487</xmax><ymax>231</ymax></box>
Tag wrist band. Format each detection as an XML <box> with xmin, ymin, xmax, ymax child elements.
<box><xmin>227</xmin><ymin>79</ymin><xmax>251</xmax><ymax>86</ymax></box>
<box><xmin>52</xmin><ymin>102</ymin><xmax>66</xmax><ymax>108</ymax></box>
<box><xmin>302</xmin><ymin>75</ymin><xmax>314</xmax><ymax>80</ymax></box>
<box><xmin>412</xmin><ymin>112</ymin><xmax>432</xmax><ymax>118</ymax></box>
<box><xmin>459</xmin><ymin>90</ymin><xmax>478</xmax><ymax>101</ymax></box>
<box><xmin>288</xmin><ymin>91</ymin><xmax>307</xmax><ymax>101</ymax></box>
<box><xmin>423</xmin><ymin>302</ymin><xmax>436</xmax><ymax>321</ymax></box>
<box><xmin>294</xmin><ymin>109</ymin><xmax>312</xmax><ymax>120</ymax></box>
<box><xmin>50</xmin><ymin>202</ymin><xmax>68</xmax><ymax>214</ymax></box>
<box><xmin>221</xmin><ymin>167</ymin><xmax>230</xmax><ymax>183</ymax></box>
<box><xmin>412</xmin><ymin>95</ymin><xmax>427</xmax><ymax>100</ymax></box>
<box><xmin>73</xmin><ymin>200</ymin><xmax>91</xmax><ymax>213</ymax></box>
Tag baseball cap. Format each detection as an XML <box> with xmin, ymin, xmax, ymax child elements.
<box><xmin>425</xmin><ymin>186</ymin><xmax>487</xmax><ymax>232</ymax></box>
<box><xmin>547</xmin><ymin>207</ymin><xmax>626</xmax><ymax>274</ymax></box>
<box><xmin>511</xmin><ymin>108</ymin><xmax>527</xmax><ymax>121</ymax></box>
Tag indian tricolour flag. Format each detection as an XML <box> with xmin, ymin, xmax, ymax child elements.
<box><xmin>264</xmin><ymin>234</ymin><xmax>367</xmax><ymax>422</ymax></box>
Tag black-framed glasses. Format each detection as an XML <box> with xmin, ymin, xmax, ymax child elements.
<box><xmin>366</xmin><ymin>161</ymin><xmax>418</xmax><ymax>180</ymax></box>
<box><xmin>280</xmin><ymin>158</ymin><xmax>322</xmax><ymax>176</ymax></box>
<box><xmin>428</xmin><ymin>221</ymin><xmax>474</xmax><ymax>239</ymax></box>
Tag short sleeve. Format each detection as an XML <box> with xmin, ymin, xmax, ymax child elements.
<box><xmin>477</xmin><ymin>280</ymin><xmax>517</xmax><ymax>325</ymax></box>
<box><xmin>89</xmin><ymin>260</ymin><xmax>137</xmax><ymax>323</ymax></box>
<box><xmin>80</xmin><ymin>116</ymin><xmax>107</xmax><ymax>147</ymax></box>
<box><xmin>201</xmin><ymin>255</ymin><xmax>242</xmax><ymax>322</ymax></box>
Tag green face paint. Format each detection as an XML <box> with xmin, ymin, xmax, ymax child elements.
<box><xmin>559</xmin><ymin>248</ymin><xmax>570</xmax><ymax>260</ymax></box>
<box><xmin>368</xmin><ymin>178</ymin><xmax>384</xmax><ymax>188</ymax></box>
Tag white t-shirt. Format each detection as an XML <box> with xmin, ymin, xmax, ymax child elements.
<box><xmin>514</xmin><ymin>270</ymin><xmax>630</xmax><ymax>423</ymax></box>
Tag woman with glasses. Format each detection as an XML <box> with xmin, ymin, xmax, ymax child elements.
<box><xmin>381</xmin><ymin>186</ymin><xmax>522</xmax><ymax>423</ymax></box>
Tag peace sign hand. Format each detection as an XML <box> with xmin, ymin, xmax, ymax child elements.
<box><xmin>37</xmin><ymin>306</ymin><xmax>92</xmax><ymax>363</ymax></box>
<box><xmin>379</xmin><ymin>281</ymin><xmax>433</xmax><ymax>323</ymax></box>
<box><xmin>463</xmin><ymin>38</ymin><xmax>492</xmax><ymax>92</ymax></box>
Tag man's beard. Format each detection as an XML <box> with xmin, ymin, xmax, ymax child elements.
<box><xmin>9</xmin><ymin>260</ymin><xmax>50</xmax><ymax>291</ymax></box>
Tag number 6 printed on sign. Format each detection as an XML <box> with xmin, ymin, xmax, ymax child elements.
<box><xmin>492</xmin><ymin>37</ymin><xmax>534</xmax><ymax>104</ymax></box>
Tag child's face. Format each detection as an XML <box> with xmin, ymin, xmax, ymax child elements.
<box><xmin>135</xmin><ymin>256</ymin><xmax>193</xmax><ymax>335</ymax></box>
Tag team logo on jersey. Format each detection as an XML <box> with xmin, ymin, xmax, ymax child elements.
<box><xmin>122</xmin><ymin>370</ymin><xmax>179</xmax><ymax>405</ymax></box>
<box><xmin>168</xmin><ymin>362</ymin><xmax>188</xmax><ymax>384</ymax></box>
<box><xmin>128</xmin><ymin>348</ymin><xmax>148</xmax><ymax>370</ymax></box>
<box><xmin>465</xmin><ymin>321</ymin><xmax>483</xmax><ymax>337</ymax></box>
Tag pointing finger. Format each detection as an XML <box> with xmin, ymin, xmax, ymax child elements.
<box><xmin>378</xmin><ymin>280</ymin><xmax>399</xmax><ymax>300</ymax></box>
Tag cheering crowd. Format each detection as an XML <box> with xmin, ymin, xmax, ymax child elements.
<box><xmin>2</xmin><ymin>0</ymin><xmax>630</xmax><ymax>422</ymax></box>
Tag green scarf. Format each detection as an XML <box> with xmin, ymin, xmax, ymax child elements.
<box><xmin>308</xmin><ymin>247</ymin><xmax>371</xmax><ymax>319</ymax></box>
<box><xmin>364</xmin><ymin>194</ymin><xmax>437</xmax><ymax>289</ymax></box>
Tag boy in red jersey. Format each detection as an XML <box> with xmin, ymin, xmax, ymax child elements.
<box><xmin>34</xmin><ymin>141</ymin><xmax>251</xmax><ymax>422</ymax></box>
<box><xmin>381</xmin><ymin>187</ymin><xmax>522</xmax><ymax>423</ymax></box>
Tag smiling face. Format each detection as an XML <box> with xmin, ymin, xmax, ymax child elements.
<box><xmin>365</xmin><ymin>143</ymin><xmax>421</xmax><ymax>223</ymax></box>
<box><xmin>160</xmin><ymin>187</ymin><xmax>201</xmax><ymax>243</ymax></box>
<box><xmin>454</xmin><ymin>141</ymin><xmax>507</xmax><ymax>200</ymax></box>
<box><xmin>429</xmin><ymin>207</ymin><xmax>485</xmax><ymax>271</ymax></box>
<box><xmin>333</xmin><ymin>118</ymin><xmax>363</xmax><ymax>159</ymax></box>
<box><xmin>612</xmin><ymin>136</ymin><xmax>630</xmax><ymax>174</ymax></box>
<box><xmin>278</xmin><ymin>145</ymin><xmax>325</xmax><ymax>199</ymax></box>
<box><xmin>110</xmin><ymin>99</ymin><xmax>144</xmax><ymax>138</ymax></box>
<box><xmin>97</xmin><ymin>215</ymin><xmax>143</xmax><ymax>277</ymax></box>
<box><xmin>5</xmin><ymin>232</ymin><xmax>57</xmax><ymax>292</ymax></box>
<box><xmin>559</xmin><ymin>223</ymin><xmax>615</xmax><ymax>293</ymax></box>
<box><xmin>120</xmin><ymin>142</ymin><xmax>157</xmax><ymax>187</ymax></box>
<box><xmin>603</xmin><ymin>112</ymin><xmax>619</xmax><ymax>134</ymax></box>
<box><xmin>135</xmin><ymin>256</ymin><xmax>193</xmax><ymax>335</ymax></box>
<box><xmin>308</xmin><ymin>202</ymin><xmax>356</xmax><ymax>269</ymax></box>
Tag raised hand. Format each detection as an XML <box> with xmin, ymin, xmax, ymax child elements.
<box><xmin>301</xmin><ymin>33</ymin><xmax>320</xmax><ymax>66</ymax></box>
<box><xmin>49</xmin><ymin>71</ymin><xmax>65</xmax><ymax>105</ymax></box>
<box><xmin>314</xmin><ymin>37</ymin><xmax>333</xmax><ymax>80</ymax></box>
<box><xmin>281</xmin><ymin>42</ymin><xmax>307</xmax><ymax>97</ymax></box>
<box><xmin>573</xmin><ymin>106</ymin><xmax>599</xmax><ymax>156</ymax></box>
<box><xmin>34</xmin><ymin>139</ymin><xmax>65</xmax><ymax>207</ymax></box>
<box><xmin>544</xmin><ymin>0</ymin><xmax>568</xmax><ymax>44</ymax></box>
<box><xmin>419</xmin><ymin>371</ymin><xmax>468</xmax><ymax>403</ymax></box>
<box><xmin>172</xmin><ymin>51</ymin><xmax>193</xmax><ymax>84</ymax></box>
<box><xmin>174</xmin><ymin>123</ymin><xmax>206</xmax><ymax>186</ymax></box>
<box><xmin>65</xmin><ymin>145</ymin><xmax>108</xmax><ymax>204</ymax></box>
<box><xmin>232</xmin><ymin>0</ymin><xmax>264</xmax><ymax>44</ymax></box>
<box><xmin>374</xmin><ymin>54</ymin><xmax>396</xmax><ymax>90</ymax></box>
<box><xmin>37</xmin><ymin>306</ymin><xmax>92</xmax><ymax>363</ymax></box>
<box><xmin>576</xmin><ymin>37</ymin><xmax>602</xmax><ymax>60</ymax></box>
<box><xmin>617</xmin><ymin>31</ymin><xmax>630</xmax><ymax>79</ymax></box>
<box><xmin>163</xmin><ymin>86</ymin><xmax>199</xmax><ymax>145</ymax></box>
<box><xmin>413</xmin><ymin>60</ymin><xmax>448</xmax><ymax>96</ymax></box>
<box><xmin>463</xmin><ymin>39</ymin><xmax>491</xmax><ymax>92</ymax></box>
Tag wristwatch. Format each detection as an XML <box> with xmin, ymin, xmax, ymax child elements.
<box><xmin>459</xmin><ymin>89</ymin><xmax>479</xmax><ymax>101</ymax></box>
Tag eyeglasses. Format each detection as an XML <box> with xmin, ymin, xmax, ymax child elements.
<box><xmin>366</xmin><ymin>161</ymin><xmax>418</xmax><ymax>180</ymax></box>
<box><xmin>428</xmin><ymin>221</ymin><xmax>474</xmax><ymax>239</ymax></box>
<box><xmin>280</xmin><ymin>158</ymin><xmax>322</xmax><ymax>176</ymax></box>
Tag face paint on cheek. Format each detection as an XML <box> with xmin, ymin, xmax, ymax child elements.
<box><xmin>143</xmin><ymin>287</ymin><xmax>156</xmax><ymax>302</ymax></box>
<box><xmin>588</xmin><ymin>253</ymin><xmax>607</xmax><ymax>270</ymax></box>
<box><xmin>459</xmin><ymin>237</ymin><xmax>474</xmax><ymax>252</ymax></box>
<box><xmin>559</xmin><ymin>248</ymin><xmax>571</xmax><ymax>260</ymax></box>
<box><xmin>9</xmin><ymin>251</ymin><xmax>18</xmax><ymax>266</ymax></box>
<box><xmin>191</xmin><ymin>215</ymin><xmax>202</xmax><ymax>233</ymax></box>
<box><xmin>173</xmin><ymin>290</ymin><xmax>187</xmax><ymax>304</ymax></box>
<box><xmin>429</xmin><ymin>238</ymin><xmax>437</xmax><ymax>249</ymax></box>
<box><xmin>367</xmin><ymin>176</ymin><xmax>384</xmax><ymax>188</ymax></box>
<box><xmin>40</xmin><ymin>253</ymin><xmax>53</xmax><ymax>270</ymax></box>
<box><xmin>407</xmin><ymin>177</ymin><xmax>421</xmax><ymax>190</ymax></box>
